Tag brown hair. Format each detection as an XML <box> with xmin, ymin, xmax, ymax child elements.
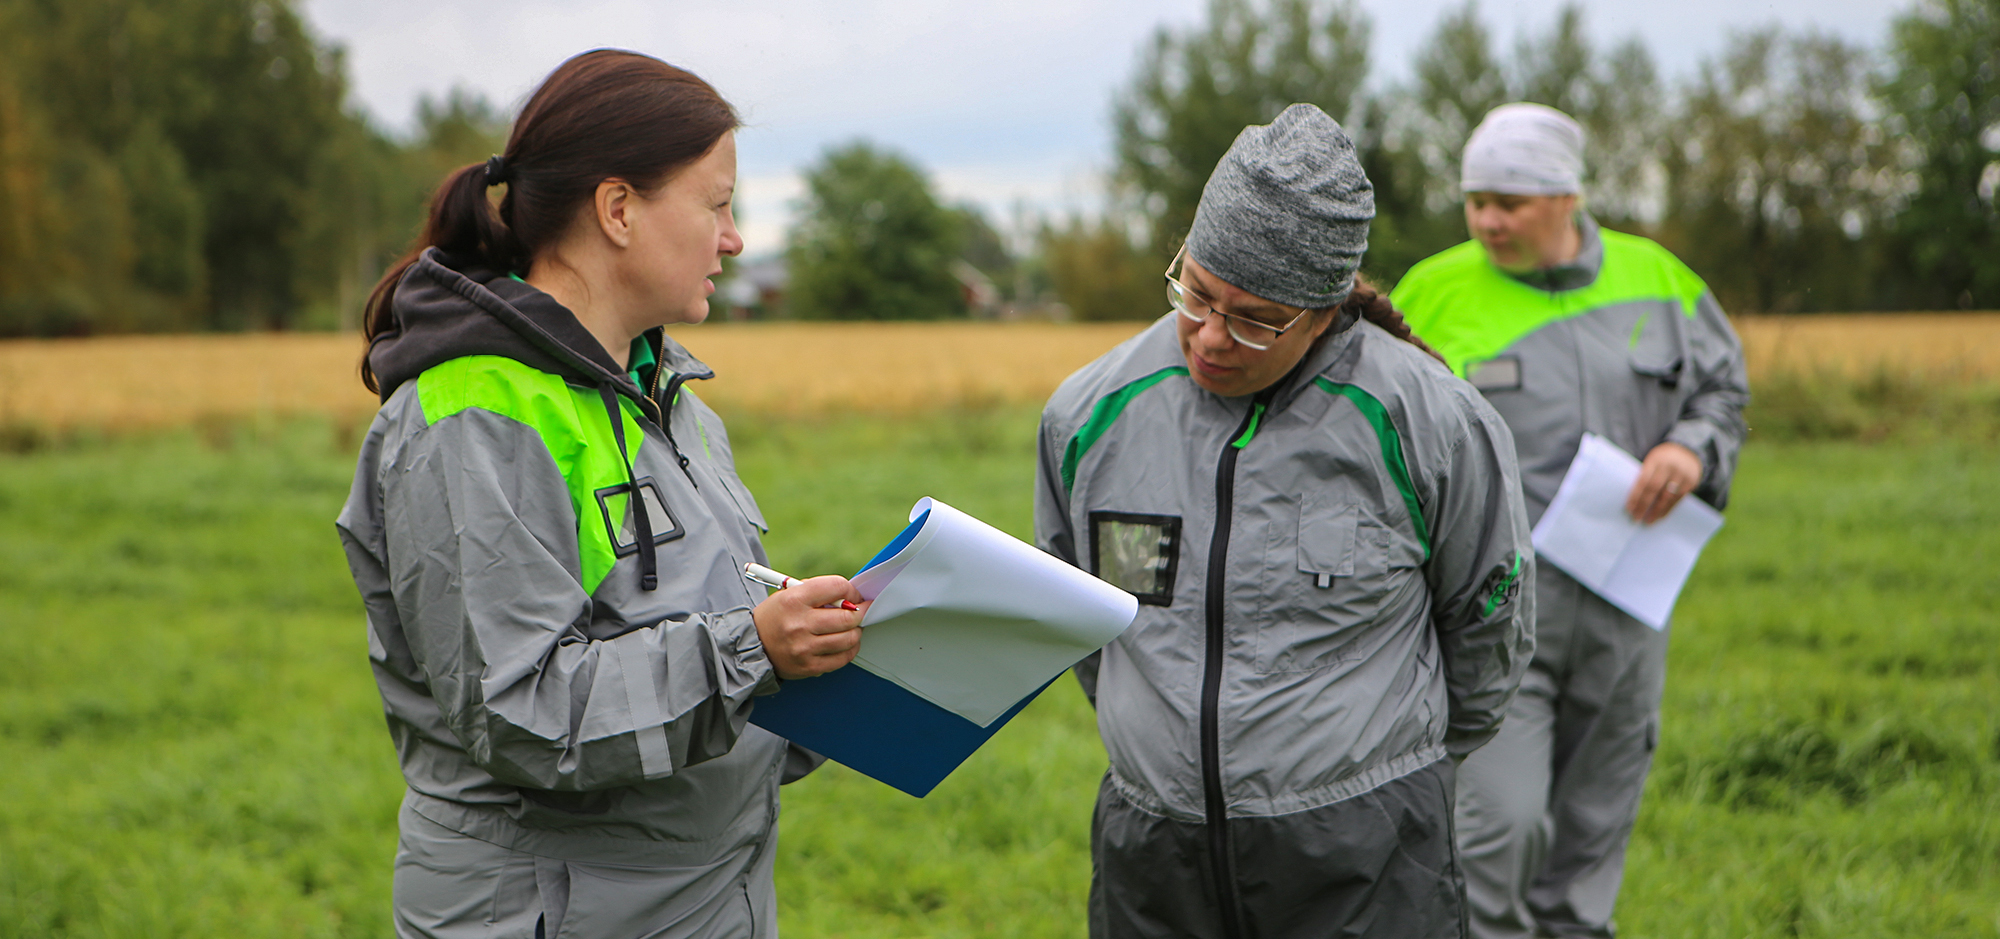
<box><xmin>1325</xmin><ymin>274</ymin><xmax>1444</xmax><ymax>364</ymax></box>
<box><xmin>359</xmin><ymin>49</ymin><xmax>739</xmax><ymax>393</ymax></box>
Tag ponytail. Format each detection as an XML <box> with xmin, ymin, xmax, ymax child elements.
<box><xmin>1335</xmin><ymin>274</ymin><xmax>1445</xmax><ymax>365</ymax></box>
<box><xmin>360</xmin><ymin>163</ymin><xmax>524</xmax><ymax>394</ymax></box>
<box><xmin>358</xmin><ymin>49</ymin><xmax>740</xmax><ymax>395</ymax></box>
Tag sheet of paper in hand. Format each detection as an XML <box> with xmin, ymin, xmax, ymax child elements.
<box><xmin>1531</xmin><ymin>433</ymin><xmax>1725</xmax><ymax>630</ymax></box>
<box><xmin>848</xmin><ymin>497</ymin><xmax>1139</xmax><ymax>726</ymax></box>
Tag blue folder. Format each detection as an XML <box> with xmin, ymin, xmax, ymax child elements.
<box><xmin>748</xmin><ymin>509</ymin><xmax>1063</xmax><ymax>797</ymax></box>
<box><xmin>749</xmin><ymin>666</ymin><xmax>1058</xmax><ymax>797</ymax></box>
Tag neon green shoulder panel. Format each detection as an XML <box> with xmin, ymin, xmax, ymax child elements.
<box><xmin>417</xmin><ymin>355</ymin><xmax>645</xmax><ymax>595</ymax></box>
<box><xmin>1393</xmin><ymin>233</ymin><xmax>1710</xmax><ymax>376</ymax></box>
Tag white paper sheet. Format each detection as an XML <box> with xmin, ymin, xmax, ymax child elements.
<box><xmin>848</xmin><ymin>498</ymin><xmax>1140</xmax><ymax>726</ymax></box>
<box><xmin>1531</xmin><ymin>434</ymin><xmax>1725</xmax><ymax>630</ymax></box>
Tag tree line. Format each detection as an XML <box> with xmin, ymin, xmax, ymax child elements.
<box><xmin>1043</xmin><ymin>0</ymin><xmax>1999</xmax><ymax>320</ymax></box>
<box><xmin>0</xmin><ymin>0</ymin><xmax>1993</xmax><ymax>335</ymax></box>
<box><xmin>0</xmin><ymin>0</ymin><xmax>503</xmax><ymax>336</ymax></box>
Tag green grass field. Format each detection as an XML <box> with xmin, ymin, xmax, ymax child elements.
<box><xmin>0</xmin><ymin>404</ymin><xmax>1994</xmax><ymax>938</ymax></box>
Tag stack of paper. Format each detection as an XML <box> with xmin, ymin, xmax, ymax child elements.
<box><xmin>750</xmin><ymin>498</ymin><xmax>1139</xmax><ymax>796</ymax></box>
<box><xmin>1530</xmin><ymin>434</ymin><xmax>1725</xmax><ymax>630</ymax></box>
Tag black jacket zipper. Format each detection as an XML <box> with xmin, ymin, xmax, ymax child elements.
<box><xmin>657</xmin><ymin>369</ymin><xmax>699</xmax><ymax>489</ymax></box>
<box><xmin>1200</xmin><ymin>389</ymin><xmax>1271</xmax><ymax>939</ymax></box>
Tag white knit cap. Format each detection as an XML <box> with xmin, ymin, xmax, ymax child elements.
<box><xmin>1460</xmin><ymin>103</ymin><xmax>1585</xmax><ymax>196</ymax></box>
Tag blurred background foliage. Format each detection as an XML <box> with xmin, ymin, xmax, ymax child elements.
<box><xmin>0</xmin><ymin>0</ymin><xmax>1996</xmax><ymax>332</ymax></box>
<box><xmin>1094</xmin><ymin>0</ymin><xmax>2000</xmax><ymax>318</ymax></box>
<box><xmin>784</xmin><ymin>142</ymin><xmax>969</xmax><ymax>321</ymax></box>
<box><xmin>0</xmin><ymin>0</ymin><xmax>501</xmax><ymax>336</ymax></box>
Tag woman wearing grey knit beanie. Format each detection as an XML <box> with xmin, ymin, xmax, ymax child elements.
<box><xmin>1035</xmin><ymin>103</ymin><xmax>1535</xmax><ymax>939</ymax></box>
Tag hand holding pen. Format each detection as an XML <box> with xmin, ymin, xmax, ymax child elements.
<box><xmin>744</xmin><ymin>563</ymin><xmax>860</xmax><ymax>610</ymax></box>
<box><xmin>746</xmin><ymin>563</ymin><xmax>866</xmax><ymax>680</ymax></box>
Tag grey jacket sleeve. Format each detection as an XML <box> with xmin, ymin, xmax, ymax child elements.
<box><xmin>1664</xmin><ymin>291</ymin><xmax>1750</xmax><ymax>509</ymax></box>
<box><xmin>1034</xmin><ymin>407</ymin><xmax>1100</xmax><ymax>706</ymax></box>
<box><xmin>382</xmin><ymin>409</ymin><xmax>777</xmax><ymax>791</ymax></box>
<box><xmin>1418</xmin><ymin>392</ymin><xmax>1537</xmax><ymax>758</ymax></box>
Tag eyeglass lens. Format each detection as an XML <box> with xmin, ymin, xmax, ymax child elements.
<box><xmin>1168</xmin><ymin>279</ymin><xmax>1282</xmax><ymax>350</ymax></box>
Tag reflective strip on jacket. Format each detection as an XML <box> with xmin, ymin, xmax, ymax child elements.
<box><xmin>1034</xmin><ymin>314</ymin><xmax>1535</xmax><ymax>821</ymax></box>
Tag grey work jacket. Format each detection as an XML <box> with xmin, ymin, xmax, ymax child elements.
<box><xmin>337</xmin><ymin>255</ymin><xmax>805</xmax><ymax>890</ymax></box>
<box><xmin>1035</xmin><ymin>315</ymin><xmax>1535</xmax><ymax>823</ymax></box>
<box><xmin>1394</xmin><ymin>216</ymin><xmax>1750</xmax><ymax>521</ymax></box>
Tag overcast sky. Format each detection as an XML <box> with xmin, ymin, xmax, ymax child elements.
<box><xmin>299</xmin><ymin>0</ymin><xmax>1910</xmax><ymax>254</ymax></box>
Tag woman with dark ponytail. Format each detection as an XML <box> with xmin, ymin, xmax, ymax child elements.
<box><xmin>337</xmin><ymin>50</ymin><xmax>864</xmax><ymax>939</ymax></box>
<box><xmin>1035</xmin><ymin>104</ymin><xmax>1533</xmax><ymax>938</ymax></box>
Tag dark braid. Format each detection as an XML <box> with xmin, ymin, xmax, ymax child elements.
<box><xmin>1337</xmin><ymin>274</ymin><xmax>1444</xmax><ymax>365</ymax></box>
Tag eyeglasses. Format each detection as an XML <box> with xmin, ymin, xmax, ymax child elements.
<box><xmin>1164</xmin><ymin>247</ymin><xmax>1312</xmax><ymax>351</ymax></box>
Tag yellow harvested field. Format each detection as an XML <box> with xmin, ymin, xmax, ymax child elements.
<box><xmin>674</xmin><ymin>322</ymin><xmax>1150</xmax><ymax>414</ymax></box>
<box><xmin>1</xmin><ymin>314</ymin><xmax>1994</xmax><ymax>431</ymax></box>
<box><xmin>1733</xmin><ymin>313</ymin><xmax>2000</xmax><ymax>380</ymax></box>
<box><xmin>0</xmin><ymin>323</ymin><xmax>1147</xmax><ymax>431</ymax></box>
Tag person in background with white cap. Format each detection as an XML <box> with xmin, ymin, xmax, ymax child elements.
<box><xmin>1392</xmin><ymin>103</ymin><xmax>1749</xmax><ymax>939</ymax></box>
<box><xmin>1037</xmin><ymin>103</ymin><xmax>1535</xmax><ymax>939</ymax></box>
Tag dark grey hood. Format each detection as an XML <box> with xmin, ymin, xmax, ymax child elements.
<box><xmin>367</xmin><ymin>248</ymin><xmax>646</xmax><ymax>403</ymax></box>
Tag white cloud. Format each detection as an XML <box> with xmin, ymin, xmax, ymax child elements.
<box><xmin>734</xmin><ymin>172</ymin><xmax>804</xmax><ymax>258</ymax></box>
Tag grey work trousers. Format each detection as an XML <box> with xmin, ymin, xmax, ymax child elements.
<box><xmin>1453</xmin><ymin>568</ymin><xmax>1668</xmax><ymax>939</ymax></box>
<box><xmin>1090</xmin><ymin>758</ymin><xmax>1467</xmax><ymax>939</ymax></box>
<box><xmin>392</xmin><ymin>800</ymin><xmax>777</xmax><ymax>939</ymax></box>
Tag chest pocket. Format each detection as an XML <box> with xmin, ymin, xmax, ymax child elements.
<box><xmin>717</xmin><ymin>472</ymin><xmax>769</xmax><ymax>534</ymax></box>
<box><xmin>1256</xmin><ymin>485</ymin><xmax>1397</xmax><ymax>674</ymax></box>
<box><xmin>1621</xmin><ymin>305</ymin><xmax>1693</xmax><ymax>445</ymax></box>
<box><xmin>1296</xmin><ymin>495</ymin><xmax>1357</xmax><ymax>587</ymax></box>
<box><xmin>1626</xmin><ymin>307</ymin><xmax>1686</xmax><ymax>387</ymax></box>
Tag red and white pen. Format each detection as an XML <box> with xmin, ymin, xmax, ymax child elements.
<box><xmin>743</xmin><ymin>562</ymin><xmax>861</xmax><ymax>611</ymax></box>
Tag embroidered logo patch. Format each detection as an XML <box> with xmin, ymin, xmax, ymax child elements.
<box><xmin>1479</xmin><ymin>554</ymin><xmax>1524</xmax><ymax>618</ymax></box>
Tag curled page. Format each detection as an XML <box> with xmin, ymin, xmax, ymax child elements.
<box><xmin>848</xmin><ymin>497</ymin><xmax>1139</xmax><ymax>726</ymax></box>
<box><xmin>1531</xmin><ymin>434</ymin><xmax>1725</xmax><ymax>630</ymax></box>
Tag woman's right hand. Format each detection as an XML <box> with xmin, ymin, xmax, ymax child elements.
<box><xmin>752</xmin><ymin>575</ymin><xmax>866</xmax><ymax>680</ymax></box>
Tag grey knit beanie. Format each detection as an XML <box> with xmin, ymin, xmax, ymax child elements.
<box><xmin>1185</xmin><ymin>103</ymin><xmax>1374</xmax><ymax>309</ymax></box>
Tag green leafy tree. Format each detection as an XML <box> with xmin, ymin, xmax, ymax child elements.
<box><xmin>1658</xmin><ymin>29</ymin><xmax>1900</xmax><ymax>312</ymax></box>
<box><xmin>1880</xmin><ymin>0</ymin><xmax>2000</xmax><ymax>308</ymax></box>
<box><xmin>0</xmin><ymin>0</ymin><xmax>209</xmax><ymax>334</ymax></box>
<box><xmin>1361</xmin><ymin>3</ymin><xmax>1512</xmax><ymax>284</ymax></box>
<box><xmin>1410</xmin><ymin>1</ymin><xmax>1509</xmax><ymax>181</ymax></box>
<box><xmin>785</xmin><ymin>142</ymin><xmax>966</xmax><ymax>320</ymax></box>
<box><xmin>1346</xmin><ymin>111</ymin><xmax>1462</xmax><ymax>286</ymax></box>
<box><xmin>1039</xmin><ymin>215</ymin><xmax>1161</xmax><ymax>321</ymax></box>
<box><xmin>0</xmin><ymin>0</ymin><xmax>402</xmax><ymax>334</ymax></box>
<box><xmin>1113</xmin><ymin>0</ymin><xmax>1373</xmax><ymax>256</ymax></box>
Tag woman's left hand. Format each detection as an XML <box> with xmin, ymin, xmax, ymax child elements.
<box><xmin>1625</xmin><ymin>442</ymin><xmax>1703</xmax><ymax>524</ymax></box>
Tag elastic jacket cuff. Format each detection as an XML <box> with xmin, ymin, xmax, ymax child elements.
<box><xmin>716</xmin><ymin>607</ymin><xmax>782</xmax><ymax>697</ymax></box>
<box><xmin>1664</xmin><ymin>420</ymin><xmax>1716</xmax><ymax>482</ymax></box>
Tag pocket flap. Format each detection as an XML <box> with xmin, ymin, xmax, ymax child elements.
<box><xmin>718</xmin><ymin>474</ymin><xmax>769</xmax><ymax>534</ymax></box>
<box><xmin>1296</xmin><ymin>491</ymin><xmax>1357</xmax><ymax>576</ymax></box>
<box><xmin>1626</xmin><ymin>309</ymin><xmax>1685</xmax><ymax>383</ymax></box>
